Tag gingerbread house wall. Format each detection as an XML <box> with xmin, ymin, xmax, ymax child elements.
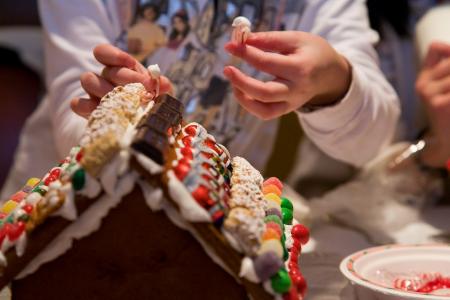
<box><xmin>12</xmin><ymin>187</ymin><xmax>248</xmax><ymax>300</ymax></box>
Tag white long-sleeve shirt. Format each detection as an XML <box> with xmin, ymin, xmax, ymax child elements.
<box><xmin>1</xmin><ymin>0</ymin><xmax>399</xmax><ymax>198</ymax></box>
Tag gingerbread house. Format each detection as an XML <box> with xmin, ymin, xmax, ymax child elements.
<box><xmin>0</xmin><ymin>83</ymin><xmax>309</xmax><ymax>299</ymax></box>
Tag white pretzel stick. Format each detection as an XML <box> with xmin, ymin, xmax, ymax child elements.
<box><xmin>232</xmin><ymin>16</ymin><xmax>251</xmax><ymax>44</ymax></box>
<box><xmin>147</xmin><ymin>64</ymin><xmax>161</xmax><ymax>98</ymax></box>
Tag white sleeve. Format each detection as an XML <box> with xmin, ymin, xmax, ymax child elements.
<box><xmin>38</xmin><ymin>0</ymin><xmax>119</xmax><ymax>158</ymax></box>
<box><xmin>297</xmin><ymin>0</ymin><xmax>400</xmax><ymax>167</ymax></box>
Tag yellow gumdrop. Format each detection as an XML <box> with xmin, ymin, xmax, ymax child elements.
<box><xmin>26</xmin><ymin>178</ymin><xmax>41</xmax><ymax>188</ymax></box>
<box><xmin>263</xmin><ymin>184</ymin><xmax>282</xmax><ymax>196</ymax></box>
<box><xmin>257</xmin><ymin>239</ymin><xmax>283</xmax><ymax>258</ymax></box>
<box><xmin>264</xmin><ymin>193</ymin><xmax>281</xmax><ymax>205</ymax></box>
<box><xmin>2</xmin><ymin>200</ymin><xmax>18</xmax><ymax>214</ymax></box>
<box><xmin>262</xmin><ymin>228</ymin><xmax>281</xmax><ymax>241</ymax></box>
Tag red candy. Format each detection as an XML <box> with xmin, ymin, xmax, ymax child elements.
<box><xmin>204</xmin><ymin>139</ymin><xmax>222</xmax><ymax>155</ymax></box>
<box><xmin>184</xmin><ymin>125</ymin><xmax>197</xmax><ymax>137</ymax></box>
<box><xmin>295</xmin><ymin>275</ymin><xmax>307</xmax><ymax>295</ymax></box>
<box><xmin>192</xmin><ymin>185</ymin><xmax>215</xmax><ymax>208</ymax></box>
<box><xmin>212</xmin><ymin>210</ymin><xmax>224</xmax><ymax>221</ymax></box>
<box><xmin>11</xmin><ymin>191</ymin><xmax>27</xmax><ymax>202</ymax></box>
<box><xmin>182</xmin><ymin>136</ymin><xmax>192</xmax><ymax>147</ymax></box>
<box><xmin>50</xmin><ymin>168</ymin><xmax>62</xmax><ymax>178</ymax></box>
<box><xmin>23</xmin><ymin>204</ymin><xmax>33</xmax><ymax>214</ymax></box>
<box><xmin>291</xmin><ymin>224</ymin><xmax>310</xmax><ymax>245</ymax></box>
<box><xmin>44</xmin><ymin>175</ymin><xmax>58</xmax><ymax>186</ymax></box>
<box><xmin>174</xmin><ymin>162</ymin><xmax>190</xmax><ymax>180</ymax></box>
<box><xmin>201</xmin><ymin>151</ymin><xmax>214</xmax><ymax>159</ymax></box>
<box><xmin>263</xmin><ymin>177</ymin><xmax>283</xmax><ymax>191</ymax></box>
<box><xmin>0</xmin><ymin>213</ymin><xmax>6</xmax><ymax>219</ymax></box>
<box><xmin>76</xmin><ymin>150</ymin><xmax>83</xmax><ymax>162</ymax></box>
<box><xmin>180</xmin><ymin>147</ymin><xmax>193</xmax><ymax>159</ymax></box>
<box><xmin>282</xmin><ymin>286</ymin><xmax>299</xmax><ymax>300</ymax></box>
<box><xmin>446</xmin><ymin>159</ymin><xmax>450</xmax><ymax>171</ymax></box>
<box><xmin>7</xmin><ymin>222</ymin><xmax>26</xmax><ymax>241</ymax></box>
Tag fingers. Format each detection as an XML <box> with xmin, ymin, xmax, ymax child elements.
<box><xmin>424</xmin><ymin>42</ymin><xmax>450</xmax><ymax>68</ymax></box>
<box><xmin>94</xmin><ymin>44</ymin><xmax>136</xmax><ymax>68</ymax></box>
<box><xmin>232</xmin><ymin>87</ymin><xmax>288</xmax><ymax>120</ymax></box>
<box><xmin>80</xmin><ymin>72</ymin><xmax>114</xmax><ymax>98</ymax></box>
<box><xmin>430</xmin><ymin>58</ymin><xmax>450</xmax><ymax>80</ymax></box>
<box><xmin>159</xmin><ymin>76</ymin><xmax>173</xmax><ymax>95</ymax></box>
<box><xmin>70</xmin><ymin>97</ymin><xmax>99</xmax><ymax>119</ymax></box>
<box><xmin>224</xmin><ymin>43</ymin><xmax>296</xmax><ymax>78</ymax></box>
<box><xmin>101</xmin><ymin>66</ymin><xmax>153</xmax><ymax>90</ymax></box>
<box><xmin>223</xmin><ymin>66</ymin><xmax>290</xmax><ymax>102</ymax></box>
<box><xmin>245</xmin><ymin>31</ymin><xmax>301</xmax><ymax>53</ymax></box>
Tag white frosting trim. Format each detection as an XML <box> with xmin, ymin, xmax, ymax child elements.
<box><xmin>137</xmin><ymin>179</ymin><xmax>164</xmax><ymax>211</ymax></box>
<box><xmin>239</xmin><ymin>257</ymin><xmax>259</xmax><ymax>283</ymax></box>
<box><xmin>133</xmin><ymin>152</ymin><xmax>163</xmax><ymax>175</ymax></box>
<box><xmin>79</xmin><ymin>173</ymin><xmax>102</xmax><ymax>198</ymax></box>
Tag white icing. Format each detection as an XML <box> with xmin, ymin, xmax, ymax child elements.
<box><xmin>1</xmin><ymin>238</ymin><xmax>11</xmax><ymax>254</ymax></box>
<box><xmin>137</xmin><ymin>179</ymin><xmax>164</xmax><ymax>211</ymax></box>
<box><xmin>100</xmin><ymin>154</ymin><xmax>122</xmax><ymax>196</ymax></box>
<box><xmin>79</xmin><ymin>173</ymin><xmax>102</xmax><ymax>198</ymax></box>
<box><xmin>222</xmin><ymin>229</ymin><xmax>243</xmax><ymax>252</ymax></box>
<box><xmin>0</xmin><ymin>252</ymin><xmax>6</xmax><ymax>267</ymax></box>
<box><xmin>52</xmin><ymin>183</ymin><xmax>77</xmax><ymax>221</ymax></box>
<box><xmin>147</xmin><ymin>64</ymin><xmax>160</xmax><ymax>79</ymax></box>
<box><xmin>166</xmin><ymin>171</ymin><xmax>211</xmax><ymax>222</ymax></box>
<box><xmin>239</xmin><ymin>257</ymin><xmax>259</xmax><ymax>283</ymax></box>
<box><xmin>133</xmin><ymin>152</ymin><xmax>163</xmax><ymax>175</ymax></box>
<box><xmin>25</xmin><ymin>193</ymin><xmax>41</xmax><ymax>205</ymax></box>
<box><xmin>15</xmin><ymin>233</ymin><xmax>27</xmax><ymax>257</ymax></box>
<box><xmin>284</xmin><ymin>223</ymin><xmax>294</xmax><ymax>250</ymax></box>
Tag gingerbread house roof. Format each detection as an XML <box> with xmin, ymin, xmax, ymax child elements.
<box><xmin>0</xmin><ymin>83</ymin><xmax>309</xmax><ymax>299</ymax></box>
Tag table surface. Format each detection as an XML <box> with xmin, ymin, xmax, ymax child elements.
<box><xmin>301</xmin><ymin>206</ymin><xmax>450</xmax><ymax>300</ymax></box>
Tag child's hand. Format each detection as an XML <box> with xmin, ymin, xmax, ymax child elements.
<box><xmin>71</xmin><ymin>44</ymin><xmax>172</xmax><ymax>118</ymax></box>
<box><xmin>223</xmin><ymin>31</ymin><xmax>351</xmax><ymax>120</ymax></box>
<box><xmin>415</xmin><ymin>42</ymin><xmax>450</xmax><ymax>167</ymax></box>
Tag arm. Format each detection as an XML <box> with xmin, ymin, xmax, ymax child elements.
<box><xmin>38</xmin><ymin>0</ymin><xmax>117</xmax><ymax>157</ymax></box>
<box><xmin>224</xmin><ymin>0</ymin><xmax>400</xmax><ymax>167</ymax></box>
<box><xmin>297</xmin><ymin>0</ymin><xmax>400</xmax><ymax>167</ymax></box>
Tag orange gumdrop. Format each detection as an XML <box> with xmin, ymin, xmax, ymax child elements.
<box><xmin>262</xmin><ymin>228</ymin><xmax>281</xmax><ymax>241</ymax></box>
<box><xmin>262</xmin><ymin>184</ymin><xmax>282</xmax><ymax>196</ymax></box>
<box><xmin>263</xmin><ymin>177</ymin><xmax>283</xmax><ymax>190</ymax></box>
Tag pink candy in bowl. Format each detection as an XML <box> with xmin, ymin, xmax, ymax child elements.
<box><xmin>340</xmin><ymin>244</ymin><xmax>450</xmax><ymax>300</ymax></box>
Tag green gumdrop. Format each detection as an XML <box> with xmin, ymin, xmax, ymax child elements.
<box><xmin>271</xmin><ymin>268</ymin><xmax>292</xmax><ymax>293</ymax></box>
<box><xmin>6</xmin><ymin>215</ymin><xmax>14</xmax><ymax>224</ymax></box>
<box><xmin>281</xmin><ymin>197</ymin><xmax>293</xmax><ymax>210</ymax></box>
<box><xmin>72</xmin><ymin>169</ymin><xmax>86</xmax><ymax>191</ymax></box>
<box><xmin>264</xmin><ymin>215</ymin><xmax>283</xmax><ymax>229</ymax></box>
<box><xmin>281</xmin><ymin>233</ymin><xmax>286</xmax><ymax>244</ymax></box>
<box><xmin>32</xmin><ymin>186</ymin><xmax>46</xmax><ymax>196</ymax></box>
<box><xmin>281</xmin><ymin>208</ymin><xmax>293</xmax><ymax>225</ymax></box>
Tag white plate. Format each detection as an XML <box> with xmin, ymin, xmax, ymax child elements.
<box><xmin>340</xmin><ymin>244</ymin><xmax>450</xmax><ymax>300</ymax></box>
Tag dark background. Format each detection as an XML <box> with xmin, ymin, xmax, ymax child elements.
<box><xmin>0</xmin><ymin>1</ymin><xmax>41</xmax><ymax>188</ymax></box>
